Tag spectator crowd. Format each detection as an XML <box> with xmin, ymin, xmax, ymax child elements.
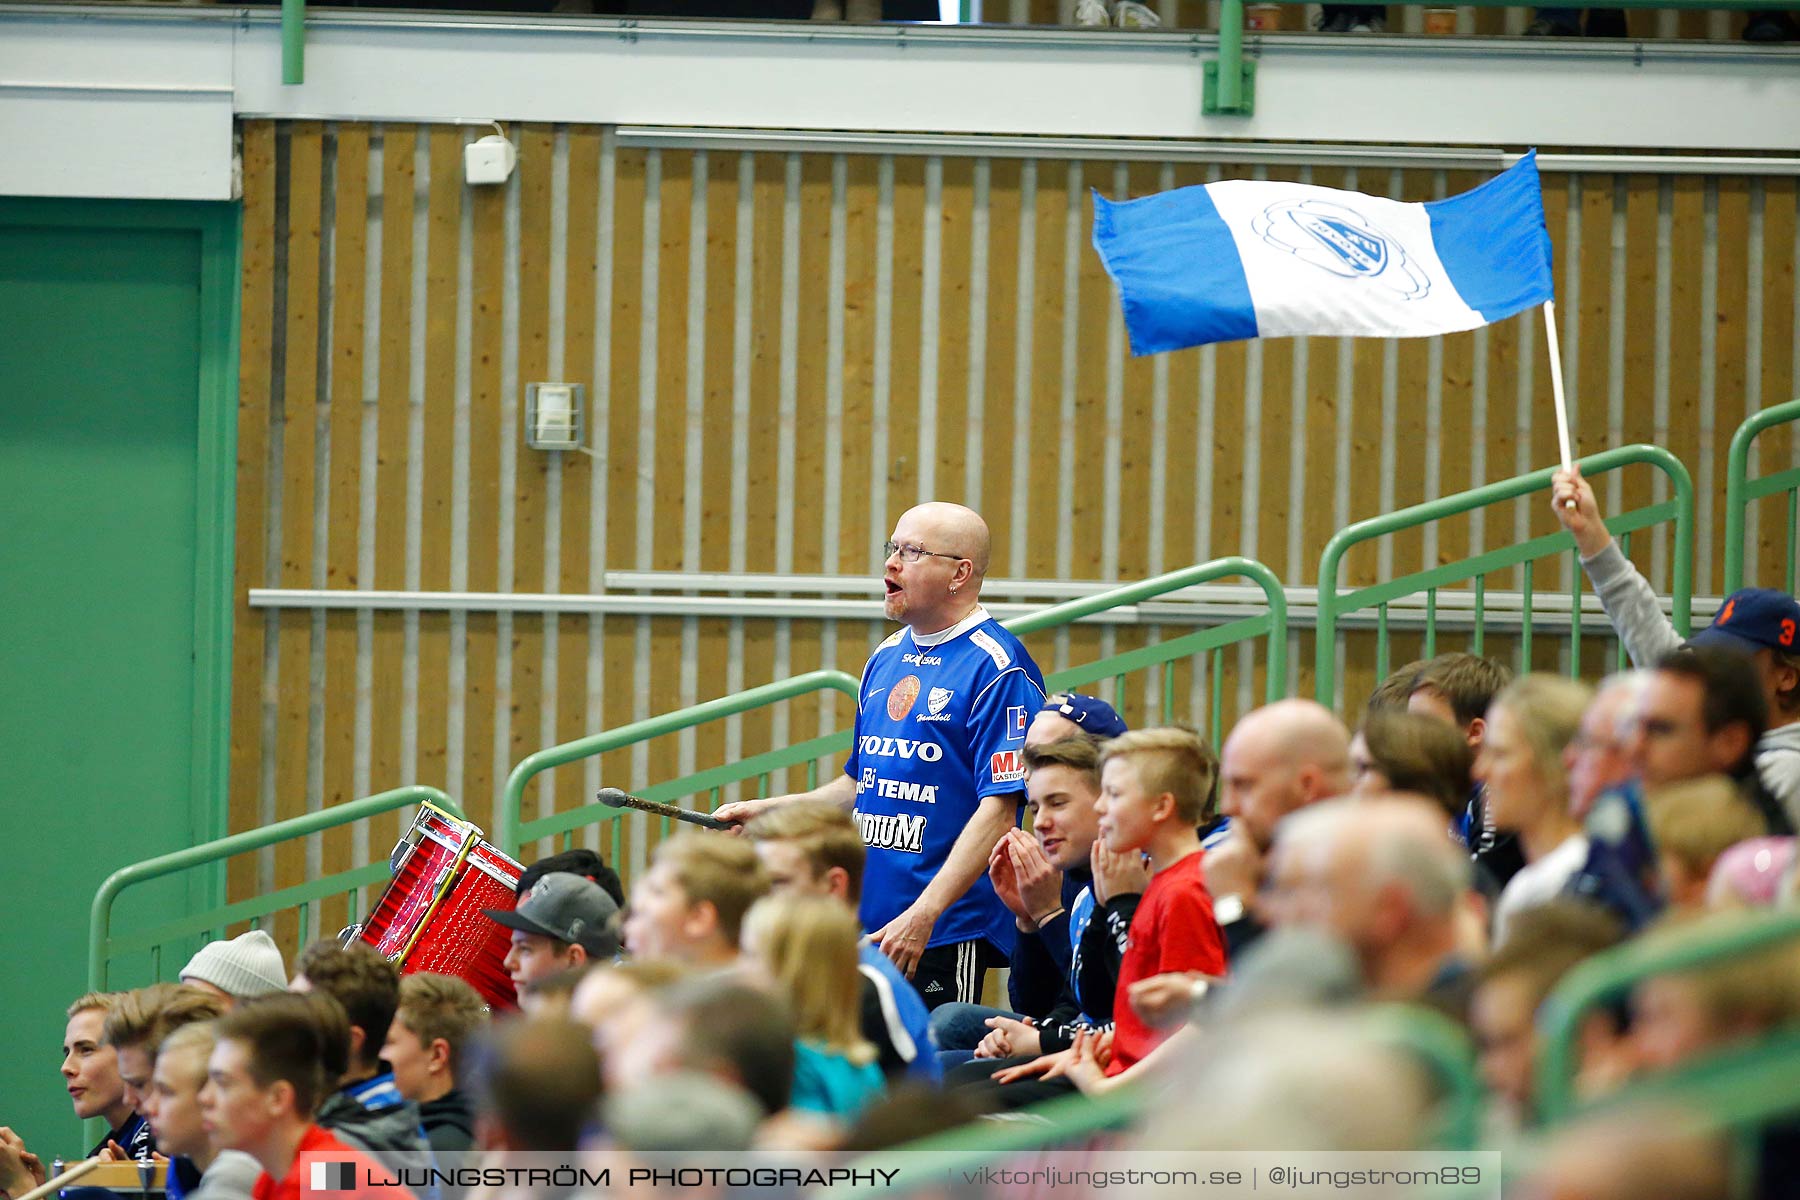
<box><xmin>9</xmin><ymin>468</ymin><xmax>1800</xmax><ymax>1200</ymax></box>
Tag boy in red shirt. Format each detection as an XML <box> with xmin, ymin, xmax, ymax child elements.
<box><xmin>1093</xmin><ymin>727</ymin><xmax>1229</xmax><ymax>1074</ymax></box>
<box><xmin>989</xmin><ymin>727</ymin><xmax>1227</xmax><ymax>1094</ymax></box>
<box><xmin>200</xmin><ymin>993</ymin><xmax>413</xmax><ymax>1200</ymax></box>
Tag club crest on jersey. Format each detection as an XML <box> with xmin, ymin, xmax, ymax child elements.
<box><xmin>888</xmin><ymin>675</ymin><xmax>921</xmax><ymax>721</ymax></box>
<box><xmin>928</xmin><ymin>687</ymin><xmax>953</xmax><ymax>715</ymax></box>
<box><xmin>990</xmin><ymin>749</ymin><xmax>1026</xmax><ymax>784</ymax></box>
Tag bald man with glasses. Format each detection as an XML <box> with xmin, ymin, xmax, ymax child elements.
<box><xmin>717</xmin><ymin>502</ymin><xmax>1046</xmax><ymax>1008</ymax></box>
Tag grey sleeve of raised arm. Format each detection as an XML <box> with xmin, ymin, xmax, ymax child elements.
<box><xmin>1580</xmin><ymin>541</ymin><xmax>1685</xmax><ymax>668</ymax></box>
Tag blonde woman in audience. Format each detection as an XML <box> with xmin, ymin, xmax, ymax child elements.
<box><xmin>1475</xmin><ymin>675</ymin><xmax>1594</xmax><ymax>945</ymax></box>
<box><xmin>739</xmin><ymin>894</ymin><xmax>885</xmax><ymax>1120</ymax></box>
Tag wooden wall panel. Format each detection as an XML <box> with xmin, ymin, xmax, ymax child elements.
<box><xmin>232</xmin><ymin>123</ymin><xmax>1800</xmax><ymax>906</ymax></box>
<box><xmin>1618</xmin><ymin>175</ymin><xmax>1659</xmax><ymax>581</ymax></box>
<box><xmin>227</xmin><ymin>120</ymin><xmax>277</xmax><ymax>922</ymax></box>
<box><xmin>321</xmin><ymin>126</ymin><xmax>369</xmax><ymax>937</ymax></box>
<box><xmin>510</xmin><ymin>123</ymin><xmax>554</xmax><ymax>843</ymax></box>
<box><xmin>418</xmin><ymin>128</ymin><xmax>461</xmax><ymax>797</ymax></box>
<box><xmin>369</xmin><ymin>126</ymin><xmax>415</xmax><ymax>868</ymax></box>
<box><xmin>1711</xmin><ymin>178</ymin><xmax>1752</xmax><ymax>596</ymax></box>
<box><xmin>1752</xmin><ymin>179</ymin><xmax>1798</xmax><ymax>590</ymax></box>
<box><xmin>1025</xmin><ymin>161</ymin><xmax>1068</xmax><ymax>580</ymax></box>
<box><xmin>273</xmin><ymin>123</ymin><xmax>323</xmax><ymax>952</ymax></box>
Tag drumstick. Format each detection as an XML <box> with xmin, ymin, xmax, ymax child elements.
<box><xmin>595</xmin><ymin>788</ymin><xmax>732</xmax><ymax>831</ymax></box>
<box><xmin>16</xmin><ymin>1157</ymin><xmax>102</xmax><ymax>1200</ymax></box>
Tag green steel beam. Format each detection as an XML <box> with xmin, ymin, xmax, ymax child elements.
<box><xmin>1205</xmin><ymin>0</ymin><xmax>1256</xmax><ymax>117</ymax></box>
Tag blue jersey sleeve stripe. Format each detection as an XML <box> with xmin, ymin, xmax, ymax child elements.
<box><xmin>970</xmin><ymin>665</ymin><xmax>1046</xmax><ymax>710</ymax></box>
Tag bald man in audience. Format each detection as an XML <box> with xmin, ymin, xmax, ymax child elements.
<box><xmin>1263</xmin><ymin>797</ymin><xmax>1477</xmax><ymax>1019</ymax></box>
<box><xmin>716</xmin><ymin>502</ymin><xmax>1046</xmax><ymax>1008</ymax></box>
<box><xmin>1207</xmin><ymin>700</ymin><xmax>1353</xmax><ymax>952</ymax></box>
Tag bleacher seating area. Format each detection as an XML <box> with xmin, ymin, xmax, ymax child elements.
<box><xmin>8</xmin><ymin>4</ymin><xmax>1800</xmax><ymax>1198</ymax></box>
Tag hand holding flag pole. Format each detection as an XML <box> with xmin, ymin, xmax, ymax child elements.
<box><xmin>1542</xmin><ymin>300</ymin><xmax>1578</xmax><ymax>510</ymax></box>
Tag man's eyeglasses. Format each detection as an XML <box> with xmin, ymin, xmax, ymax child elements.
<box><xmin>883</xmin><ymin>540</ymin><xmax>966</xmax><ymax>564</ymax></box>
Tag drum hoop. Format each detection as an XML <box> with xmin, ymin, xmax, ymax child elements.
<box><xmin>415</xmin><ymin>802</ymin><xmax>489</xmax><ymax>844</ymax></box>
<box><xmin>394</xmin><ymin>816</ymin><xmax>483</xmax><ymax>967</ymax></box>
<box><xmin>463</xmin><ymin>850</ymin><xmax>522</xmax><ymax>891</ymax></box>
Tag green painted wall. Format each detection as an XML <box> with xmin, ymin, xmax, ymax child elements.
<box><xmin>0</xmin><ymin>200</ymin><xmax>236</xmax><ymax>1156</ymax></box>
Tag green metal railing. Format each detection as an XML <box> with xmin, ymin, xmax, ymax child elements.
<box><xmin>831</xmin><ymin>1003</ymin><xmax>1480</xmax><ymax>1200</ymax></box>
<box><xmin>1020</xmin><ymin>556</ymin><xmax>1288</xmax><ymax>744</ymax></box>
<box><xmin>496</xmin><ymin>557</ymin><xmax>1285</xmax><ymax>857</ymax></box>
<box><xmin>1314</xmin><ymin>444</ymin><xmax>1693</xmax><ymax>707</ymax></box>
<box><xmin>1363</xmin><ymin>1004</ymin><xmax>1485</xmax><ymax>1152</ymax></box>
<box><xmin>1206</xmin><ymin>0</ymin><xmax>1796</xmax><ymax>116</ymax></box>
<box><xmin>1724</xmin><ymin>398</ymin><xmax>1800</xmax><ymax>595</ymax></box>
<box><xmin>89</xmin><ymin>785</ymin><xmax>459</xmax><ymax>993</ymax></box>
<box><xmin>1535</xmin><ymin>906</ymin><xmax>1800</xmax><ymax>1126</ymax></box>
<box><xmin>837</xmin><ymin>1082</ymin><xmax>1143</xmax><ymax>1200</ymax></box>
<box><xmin>271</xmin><ymin>0</ymin><xmax>1793</xmax><ymax>104</ymax></box>
<box><xmin>496</xmin><ymin>669</ymin><xmax>863</xmax><ymax>856</ymax></box>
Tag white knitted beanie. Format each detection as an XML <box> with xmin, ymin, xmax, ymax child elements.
<box><xmin>179</xmin><ymin>930</ymin><xmax>290</xmax><ymax>998</ymax></box>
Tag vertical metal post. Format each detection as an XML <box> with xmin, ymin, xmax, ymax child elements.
<box><xmin>1217</xmin><ymin>0</ymin><xmax>1244</xmax><ymax>111</ymax></box>
<box><xmin>1376</xmin><ymin>603</ymin><xmax>1390</xmax><ymax>680</ymax></box>
<box><xmin>1522</xmin><ymin>560</ymin><xmax>1535</xmax><ymax>666</ymax></box>
<box><xmin>1210</xmin><ymin>647</ymin><xmax>1224</xmax><ymax>745</ymax></box>
<box><xmin>1569</xmin><ymin>555</ymin><xmax>1582</xmax><ymax>677</ymax></box>
<box><xmin>1788</xmin><ymin>488</ymin><xmax>1799</xmax><ymax>593</ymax></box>
<box><xmin>1472</xmin><ymin>575</ymin><xmax>1486</xmax><ymax>656</ymax></box>
<box><xmin>282</xmin><ymin>0</ymin><xmax>305</xmax><ymax>86</ymax></box>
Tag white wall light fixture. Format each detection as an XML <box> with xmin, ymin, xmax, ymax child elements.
<box><xmin>524</xmin><ymin>382</ymin><xmax>585</xmax><ymax>451</ymax></box>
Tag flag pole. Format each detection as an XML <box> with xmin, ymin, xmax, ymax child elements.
<box><xmin>1543</xmin><ymin>300</ymin><xmax>1576</xmax><ymax>509</ymax></box>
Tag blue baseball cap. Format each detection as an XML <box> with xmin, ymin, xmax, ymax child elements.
<box><xmin>1688</xmin><ymin>588</ymin><xmax>1800</xmax><ymax>657</ymax></box>
<box><xmin>1038</xmin><ymin>692</ymin><xmax>1129</xmax><ymax>740</ymax></box>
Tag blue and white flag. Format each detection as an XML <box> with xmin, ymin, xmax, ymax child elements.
<box><xmin>1091</xmin><ymin>151</ymin><xmax>1554</xmax><ymax>356</ymax></box>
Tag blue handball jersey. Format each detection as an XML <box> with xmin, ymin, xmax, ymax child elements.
<box><xmin>847</xmin><ymin>608</ymin><xmax>1046</xmax><ymax>953</ymax></box>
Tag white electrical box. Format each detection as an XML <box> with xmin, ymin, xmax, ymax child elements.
<box><xmin>525</xmin><ymin>383</ymin><xmax>584</xmax><ymax>451</ymax></box>
<box><xmin>464</xmin><ymin>134</ymin><xmax>517</xmax><ymax>186</ymax></box>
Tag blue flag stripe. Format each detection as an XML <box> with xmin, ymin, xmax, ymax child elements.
<box><xmin>1091</xmin><ymin>184</ymin><xmax>1259</xmax><ymax>356</ymax></box>
<box><xmin>1424</xmin><ymin>151</ymin><xmax>1555</xmax><ymax>325</ymax></box>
